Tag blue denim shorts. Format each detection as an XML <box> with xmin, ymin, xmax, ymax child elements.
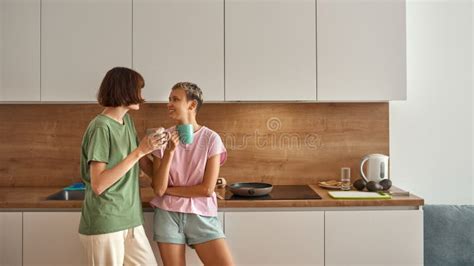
<box><xmin>153</xmin><ymin>207</ymin><xmax>225</xmax><ymax>246</ymax></box>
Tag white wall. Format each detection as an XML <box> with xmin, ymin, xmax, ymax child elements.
<box><xmin>0</xmin><ymin>1</ymin><xmax>3</xmax><ymax>90</ymax></box>
<box><xmin>390</xmin><ymin>0</ymin><xmax>473</xmax><ymax>204</ymax></box>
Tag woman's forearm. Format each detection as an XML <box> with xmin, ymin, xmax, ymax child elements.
<box><xmin>152</xmin><ymin>151</ymin><xmax>174</xmax><ymax>196</ymax></box>
<box><xmin>139</xmin><ymin>156</ymin><xmax>153</xmax><ymax>178</ymax></box>
<box><xmin>165</xmin><ymin>155</ymin><xmax>220</xmax><ymax>198</ymax></box>
<box><xmin>92</xmin><ymin>148</ymin><xmax>144</xmax><ymax>195</ymax></box>
<box><xmin>165</xmin><ymin>185</ymin><xmax>214</xmax><ymax>198</ymax></box>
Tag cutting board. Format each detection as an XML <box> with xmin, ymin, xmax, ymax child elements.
<box><xmin>328</xmin><ymin>191</ymin><xmax>392</xmax><ymax>199</ymax></box>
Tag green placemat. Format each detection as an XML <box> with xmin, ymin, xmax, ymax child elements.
<box><xmin>329</xmin><ymin>191</ymin><xmax>392</xmax><ymax>199</ymax></box>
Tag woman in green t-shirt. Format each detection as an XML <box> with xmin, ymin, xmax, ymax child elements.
<box><xmin>78</xmin><ymin>67</ymin><xmax>161</xmax><ymax>265</ymax></box>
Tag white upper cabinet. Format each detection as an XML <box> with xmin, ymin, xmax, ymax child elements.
<box><xmin>41</xmin><ymin>0</ymin><xmax>132</xmax><ymax>102</ymax></box>
<box><xmin>0</xmin><ymin>0</ymin><xmax>40</xmax><ymax>101</ymax></box>
<box><xmin>0</xmin><ymin>0</ymin><xmax>407</xmax><ymax>103</ymax></box>
<box><xmin>133</xmin><ymin>0</ymin><xmax>224</xmax><ymax>102</ymax></box>
<box><xmin>225</xmin><ymin>0</ymin><xmax>317</xmax><ymax>101</ymax></box>
<box><xmin>317</xmin><ymin>0</ymin><xmax>407</xmax><ymax>101</ymax></box>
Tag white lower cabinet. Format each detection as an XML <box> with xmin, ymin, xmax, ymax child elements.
<box><xmin>23</xmin><ymin>212</ymin><xmax>85</xmax><ymax>266</ymax></box>
<box><xmin>143</xmin><ymin>211</ymin><xmax>225</xmax><ymax>266</ymax></box>
<box><xmin>11</xmin><ymin>209</ymin><xmax>422</xmax><ymax>266</ymax></box>
<box><xmin>0</xmin><ymin>212</ymin><xmax>22</xmax><ymax>266</ymax></box>
<box><xmin>21</xmin><ymin>211</ymin><xmax>223</xmax><ymax>266</ymax></box>
<box><xmin>225</xmin><ymin>211</ymin><xmax>325</xmax><ymax>266</ymax></box>
<box><xmin>325</xmin><ymin>210</ymin><xmax>423</xmax><ymax>266</ymax></box>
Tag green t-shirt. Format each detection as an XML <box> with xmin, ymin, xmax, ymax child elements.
<box><xmin>79</xmin><ymin>113</ymin><xmax>143</xmax><ymax>235</ymax></box>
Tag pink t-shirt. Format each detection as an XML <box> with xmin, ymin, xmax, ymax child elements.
<box><xmin>150</xmin><ymin>126</ymin><xmax>227</xmax><ymax>217</ymax></box>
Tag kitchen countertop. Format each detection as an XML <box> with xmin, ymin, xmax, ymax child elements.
<box><xmin>0</xmin><ymin>185</ymin><xmax>423</xmax><ymax>210</ymax></box>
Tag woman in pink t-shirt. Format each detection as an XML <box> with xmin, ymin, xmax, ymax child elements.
<box><xmin>151</xmin><ymin>82</ymin><xmax>234</xmax><ymax>266</ymax></box>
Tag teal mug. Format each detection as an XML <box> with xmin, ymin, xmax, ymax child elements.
<box><xmin>177</xmin><ymin>124</ymin><xmax>194</xmax><ymax>144</ymax></box>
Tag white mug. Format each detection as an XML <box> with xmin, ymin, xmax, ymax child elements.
<box><xmin>146</xmin><ymin>127</ymin><xmax>170</xmax><ymax>148</ymax></box>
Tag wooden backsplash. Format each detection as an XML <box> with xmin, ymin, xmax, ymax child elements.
<box><xmin>0</xmin><ymin>103</ymin><xmax>388</xmax><ymax>187</ymax></box>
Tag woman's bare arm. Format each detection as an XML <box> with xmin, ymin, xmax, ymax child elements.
<box><xmin>165</xmin><ymin>155</ymin><xmax>220</xmax><ymax>198</ymax></box>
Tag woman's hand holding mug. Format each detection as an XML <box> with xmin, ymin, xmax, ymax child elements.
<box><xmin>146</xmin><ymin>127</ymin><xmax>170</xmax><ymax>149</ymax></box>
<box><xmin>165</xmin><ymin>132</ymin><xmax>180</xmax><ymax>153</ymax></box>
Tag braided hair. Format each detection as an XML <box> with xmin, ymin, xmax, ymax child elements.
<box><xmin>171</xmin><ymin>82</ymin><xmax>204</xmax><ymax>113</ymax></box>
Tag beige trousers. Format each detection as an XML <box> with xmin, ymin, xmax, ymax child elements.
<box><xmin>79</xmin><ymin>225</ymin><xmax>157</xmax><ymax>266</ymax></box>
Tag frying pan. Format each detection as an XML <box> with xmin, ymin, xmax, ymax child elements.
<box><xmin>228</xmin><ymin>182</ymin><xmax>273</xmax><ymax>197</ymax></box>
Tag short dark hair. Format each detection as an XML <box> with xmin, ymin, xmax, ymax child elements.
<box><xmin>171</xmin><ymin>82</ymin><xmax>203</xmax><ymax>113</ymax></box>
<box><xmin>97</xmin><ymin>67</ymin><xmax>145</xmax><ymax>107</ymax></box>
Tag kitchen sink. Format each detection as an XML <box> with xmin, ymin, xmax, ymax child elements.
<box><xmin>46</xmin><ymin>190</ymin><xmax>85</xmax><ymax>201</ymax></box>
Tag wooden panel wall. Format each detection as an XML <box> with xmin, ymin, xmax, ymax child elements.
<box><xmin>0</xmin><ymin>103</ymin><xmax>388</xmax><ymax>187</ymax></box>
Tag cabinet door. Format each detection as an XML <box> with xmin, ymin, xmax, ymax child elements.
<box><xmin>325</xmin><ymin>210</ymin><xmax>423</xmax><ymax>266</ymax></box>
<box><xmin>23</xmin><ymin>212</ymin><xmax>85</xmax><ymax>266</ymax></box>
<box><xmin>225</xmin><ymin>211</ymin><xmax>324</xmax><ymax>266</ymax></box>
<box><xmin>0</xmin><ymin>0</ymin><xmax>40</xmax><ymax>101</ymax></box>
<box><xmin>133</xmin><ymin>0</ymin><xmax>224</xmax><ymax>102</ymax></box>
<box><xmin>317</xmin><ymin>0</ymin><xmax>406</xmax><ymax>101</ymax></box>
<box><xmin>41</xmin><ymin>0</ymin><xmax>131</xmax><ymax>101</ymax></box>
<box><xmin>0</xmin><ymin>212</ymin><xmax>22</xmax><ymax>266</ymax></box>
<box><xmin>225</xmin><ymin>0</ymin><xmax>316</xmax><ymax>101</ymax></box>
<box><xmin>143</xmin><ymin>211</ymin><xmax>224</xmax><ymax>266</ymax></box>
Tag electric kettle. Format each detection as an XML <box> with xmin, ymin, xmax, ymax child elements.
<box><xmin>360</xmin><ymin>154</ymin><xmax>389</xmax><ymax>182</ymax></box>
